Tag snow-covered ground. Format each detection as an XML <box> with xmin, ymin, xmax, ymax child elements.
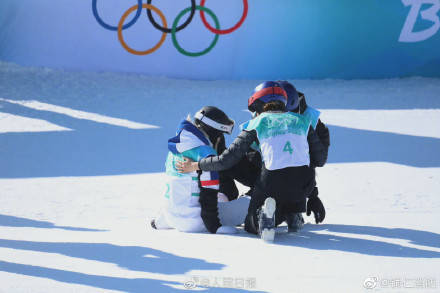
<box><xmin>1</xmin><ymin>62</ymin><xmax>439</xmax><ymax>292</ymax></box>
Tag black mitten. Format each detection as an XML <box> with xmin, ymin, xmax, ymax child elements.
<box><xmin>306</xmin><ymin>189</ymin><xmax>326</xmax><ymax>224</ymax></box>
<box><xmin>316</xmin><ymin>120</ymin><xmax>330</xmax><ymax>147</ymax></box>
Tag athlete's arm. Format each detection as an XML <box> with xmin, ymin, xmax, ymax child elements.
<box><xmin>177</xmin><ymin>130</ymin><xmax>257</xmax><ymax>173</ymax></box>
<box><xmin>198</xmin><ymin>130</ymin><xmax>257</xmax><ymax>172</ymax></box>
<box><xmin>308</xmin><ymin>127</ymin><xmax>327</xmax><ymax>168</ymax></box>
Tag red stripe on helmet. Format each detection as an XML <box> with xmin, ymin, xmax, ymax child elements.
<box><xmin>248</xmin><ymin>87</ymin><xmax>287</xmax><ymax>106</ymax></box>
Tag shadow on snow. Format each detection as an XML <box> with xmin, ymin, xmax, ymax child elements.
<box><xmin>0</xmin><ymin>214</ymin><xmax>106</xmax><ymax>232</ymax></box>
<box><xmin>273</xmin><ymin>224</ymin><xmax>440</xmax><ymax>258</ymax></box>
<box><xmin>0</xmin><ymin>260</ymin><xmax>265</xmax><ymax>293</ymax></box>
<box><xmin>1</xmin><ymin>99</ymin><xmax>440</xmax><ymax>178</ymax></box>
<box><xmin>0</xmin><ymin>238</ymin><xmax>267</xmax><ymax>292</ymax></box>
<box><xmin>0</xmin><ymin>239</ymin><xmax>222</xmax><ymax>275</ymax></box>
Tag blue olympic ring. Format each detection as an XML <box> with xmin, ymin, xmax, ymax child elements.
<box><xmin>92</xmin><ymin>0</ymin><xmax>143</xmax><ymax>31</ymax></box>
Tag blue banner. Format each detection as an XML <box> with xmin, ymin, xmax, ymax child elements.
<box><xmin>0</xmin><ymin>0</ymin><xmax>439</xmax><ymax>79</ymax></box>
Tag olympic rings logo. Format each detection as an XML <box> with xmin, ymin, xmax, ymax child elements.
<box><xmin>92</xmin><ymin>0</ymin><xmax>248</xmax><ymax>57</ymax></box>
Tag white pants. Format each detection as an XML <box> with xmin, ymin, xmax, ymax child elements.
<box><xmin>154</xmin><ymin>196</ymin><xmax>250</xmax><ymax>231</ymax></box>
<box><xmin>218</xmin><ymin>196</ymin><xmax>250</xmax><ymax>226</ymax></box>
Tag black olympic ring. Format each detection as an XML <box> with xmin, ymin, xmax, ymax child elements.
<box><xmin>146</xmin><ymin>0</ymin><xmax>196</xmax><ymax>33</ymax></box>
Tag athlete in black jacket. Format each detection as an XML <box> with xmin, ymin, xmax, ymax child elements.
<box><xmin>177</xmin><ymin>82</ymin><xmax>327</xmax><ymax>237</ymax></box>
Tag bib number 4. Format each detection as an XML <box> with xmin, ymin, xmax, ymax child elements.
<box><xmin>283</xmin><ymin>141</ymin><xmax>293</xmax><ymax>155</ymax></box>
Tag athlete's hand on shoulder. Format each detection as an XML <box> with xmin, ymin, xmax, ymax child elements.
<box><xmin>176</xmin><ymin>157</ymin><xmax>199</xmax><ymax>173</ymax></box>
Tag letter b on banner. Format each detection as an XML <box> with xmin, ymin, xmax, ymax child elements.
<box><xmin>399</xmin><ymin>0</ymin><xmax>440</xmax><ymax>42</ymax></box>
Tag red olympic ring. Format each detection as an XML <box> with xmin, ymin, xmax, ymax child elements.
<box><xmin>199</xmin><ymin>0</ymin><xmax>248</xmax><ymax>35</ymax></box>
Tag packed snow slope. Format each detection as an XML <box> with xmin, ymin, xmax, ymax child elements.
<box><xmin>0</xmin><ymin>62</ymin><xmax>439</xmax><ymax>292</ymax></box>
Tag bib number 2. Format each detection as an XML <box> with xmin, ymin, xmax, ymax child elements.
<box><xmin>283</xmin><ymin>141</ymin><xmax>293</xmax><ymax>155</ymax></box>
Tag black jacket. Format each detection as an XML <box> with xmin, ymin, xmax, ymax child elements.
<box><xmin>199</xmin><ymin>128</ymin><xmax>327</xmax><ymax>172</ymax></box>
<box><xmin>200</xmin><ymin>128</ymin><xmax>318</xmax><ymax>217</ymax></box>
<box><xmin>199</xmin><ymin>130</ymin><xmax>258</xmax><ymax>172</ymax></box>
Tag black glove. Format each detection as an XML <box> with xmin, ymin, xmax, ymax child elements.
<box><xmin>307</xmin><ymin>190</ymin><xmax>325</xmax><ymax>224</ymax></box>
<box><xmin>316</xmin><ymin>120</ymin><xmax>330</xmax><ymax>147</ymax></box>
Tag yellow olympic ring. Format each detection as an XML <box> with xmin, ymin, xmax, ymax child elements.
<box><xmin>117</xmin><ymin>4</ymin><xmax>167</xmax><ymax>56</ymax></box>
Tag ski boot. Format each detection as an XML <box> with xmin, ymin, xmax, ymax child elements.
<box><xmin>258</xmin><ymin>197</ymin><xmax>276</xmax><ymax>242</ymax></box>
<box><xmin>285</xmin><ymin>213</ymin><xmax>304</xmax><ymax>233</ymax></box>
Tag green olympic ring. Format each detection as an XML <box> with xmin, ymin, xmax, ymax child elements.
<box><xmin>171</xmin><ymin>6</ymin><xmax>220</xmax><ymax>57</ymax></box>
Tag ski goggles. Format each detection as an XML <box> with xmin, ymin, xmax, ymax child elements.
<box><xmin>194</xmin><ymin>111</ymin><xmax>235</xmax><ymax>135</ymax></box>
